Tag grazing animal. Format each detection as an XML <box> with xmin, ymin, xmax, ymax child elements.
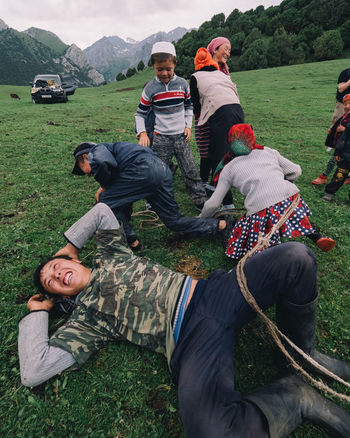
<box><xmin>10</xmin><ymin>93</ymin><xmax>20</xmax><ymax>100</ymax></box>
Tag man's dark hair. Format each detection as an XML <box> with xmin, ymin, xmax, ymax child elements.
<box><xmin>151</xmin><ymin>53</ymin><xmax>177</xmax><ymax>65</ymax></box>
<box><xmin>33</xmin><ymin>255</ymin><xmax>78</xmax><ymax>318</ymax></box>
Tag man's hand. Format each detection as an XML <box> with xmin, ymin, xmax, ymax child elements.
<box><xmin>95</xmin><ymin>187</ymin><xmax>106</xmax><ymax>202</ymax></box>
<box><xmin>334</xmin><ymin>155</ymin><xmax>341</xmax><ymax>162</ymax></box>
<box><xmin>55</xmin><ymin>243</ymin><xmax>79</xmax><ymax>259</ymax></box>
<box><xmin>27</xmin><ymin>294</ymin><xmax>54</xmax><ymax>312</ymax></box>
<box><xmin>184</xmin><ymin>127</ymin><xmax>191</xmax><ymax>142</ymax></box>
<box><xmin>138</xmin><ymin>131</ymin><xmax>150</xmax><ymax>147</ymax></box>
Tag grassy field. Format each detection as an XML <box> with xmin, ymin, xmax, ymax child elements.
<box><xmin>0</xmin><ymin>59</ymin><xmax>349</xmax><ymax>437</ymax></box>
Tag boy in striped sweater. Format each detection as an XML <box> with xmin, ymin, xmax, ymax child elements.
<box><xmin>135</xmin><ymin>42</ymin><xmax>207</xmax><ymax>211</ymax></box>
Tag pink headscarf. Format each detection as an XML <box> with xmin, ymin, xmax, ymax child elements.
<box><xmin>207</xmin><ymin>37</ymin><xmax>231</xmax><ymax>75</ymax></box>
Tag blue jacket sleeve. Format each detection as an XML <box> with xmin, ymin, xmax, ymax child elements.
<box><xmin>89</xmin><ymin>144</ymin><xmax>119</xmax><ymax>187</ymax></box>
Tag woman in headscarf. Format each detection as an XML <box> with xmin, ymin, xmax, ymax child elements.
<box><xmin>200</xmin><ymin>124</ymin><xmax>336</xmax><ymax>259</ymax></box>
<box><xmin>191</xmin><ymin>39</ymin><xmax>244</xmax><ymax>209</ymax></box>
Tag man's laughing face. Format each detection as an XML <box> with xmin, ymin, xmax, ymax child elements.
<box><xmin>40</xmin><ymin>258</ymin><xmax>91</xmax><ymax>296</ymax></box>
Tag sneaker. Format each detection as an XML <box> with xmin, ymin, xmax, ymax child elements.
<box><xmin>312</xmin><ymin>174</ymin><xmax>328</xmax><ymax>185</ymax></box>
<box><xmin>322</xmin><ymin>193</ymin><xmax>333</xmax><ymax>202</ymax></box>
<box><xmin>220</xmin><ymin>203</ymin><xmax>235</xmax><ymax>212</ymax></box>
<box><xmin>316</xmin><ymin>237</ymin><xmax>336</xmax><ymax>252</ymax></box>
<box><xmin>145</xmin><ymin>201</ymin><xmax>153</xmax><ymax>211</ymax></box>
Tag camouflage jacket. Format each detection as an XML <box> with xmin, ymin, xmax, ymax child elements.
<box><xmin>50</xmin><ymin>229</ymin><xmax>186</xmax><ymax>366</ymax></box>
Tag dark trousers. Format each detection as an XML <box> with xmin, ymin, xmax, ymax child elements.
<box><xmin>99</xmin><ymin>154</ymin><xmax>219</xmax><ymax>241</ymax></box>
<box><xmin>171</xmin><ymin>242</ymin><xmax>317</xmax><ymax>438</ymax></box>
<box><xmin>208</xmin><ymin>104</ymin><xmax>245</xmax><ymax>161</ymax></box>
<box><xmin>208</xmin><ymin>104</ymin><xmax>245</xmax><ymax>206</ymax></box>
<box><xmin>325</xmin><ymin>158</ymin><xmax>350</xmax><ymax>196</ymax></box>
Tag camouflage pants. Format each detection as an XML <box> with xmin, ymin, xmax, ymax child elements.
<box><xmin>152</xmin><ymin>133</ymin><xmax>207</xmax><ymax>207</ymax></box>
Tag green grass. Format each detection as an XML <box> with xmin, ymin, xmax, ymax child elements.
<box><xmin>0</xmin><ymin>60</ymin><xmax>349</xmax><ymax>437</ymax></box>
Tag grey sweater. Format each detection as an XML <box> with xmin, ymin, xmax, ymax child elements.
<box><xmin>200</xmin><ymin>147</ymin><xmax>301</xmax><ymax>218</ymax></box>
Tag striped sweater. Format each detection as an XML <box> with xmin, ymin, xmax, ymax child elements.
<box><xmin>135</xmin><ymin>74</ymin><xmax>193</xmax><ymax>136</ymax></box>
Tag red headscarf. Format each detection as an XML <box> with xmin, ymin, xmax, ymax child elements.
<box><xmin>213</xmin><ymin>124</ymin><xmax>264</xmax><ymax>186</ymax></box>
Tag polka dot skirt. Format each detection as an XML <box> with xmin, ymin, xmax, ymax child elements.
<box><xmin>226</xmin><ymin>194</ymin><xmax>314</xmax><ymax>260</ymax></box>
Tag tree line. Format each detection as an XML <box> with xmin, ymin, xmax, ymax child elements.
<box><xmin>174</xmin><ymin>0</ymin><xmax>350</xmax><ymax>78</ymax></box>
<box><xmin>117</xmin><ymin>0</ymin><xmax>350</xmax><ymax>81</ymax></box>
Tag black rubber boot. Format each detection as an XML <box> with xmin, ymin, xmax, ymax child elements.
<box><xmin>245</xmin><ymin>374</ymin><xmax>350</xmax><ymax>438</ymax></box>
<box><xmin>276</xmin><ymin>297</ymin><xmax>350</xmax><ymax>380</ymax></box>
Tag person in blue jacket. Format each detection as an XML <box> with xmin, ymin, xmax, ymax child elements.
<box><xmin>72</xmin><ymin>141</ymin><xmax>226</xmax><ymax>249</ymax></box>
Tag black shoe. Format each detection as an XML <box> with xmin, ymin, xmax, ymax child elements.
<box><xmin>129</xmin><ymin>241</ymin><xmax>143</xmax><ymax>251</ymax></box>
<box><xmin>218</xmin><ymin>214</ymin><xmax>237</xmax><ymax>248</ymax></box>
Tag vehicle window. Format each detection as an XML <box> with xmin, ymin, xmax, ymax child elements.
<box><xmin>34</xmin><ymin>75</ymin><xmax>62</xmax><ymax>86</ymax></box>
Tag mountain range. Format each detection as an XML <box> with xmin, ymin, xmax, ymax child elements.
<box><xmin>84</xmin><ymin>27</ymin><xmax>189</xmax><ymax>82</ymax></box>
<box><xmin>0</xmin><ymin>18</ymin><xmax>189</xmax><ymax>85</ymax></box>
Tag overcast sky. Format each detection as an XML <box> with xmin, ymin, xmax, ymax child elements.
<box><xmin>1</xmin><ymin>0</ymin><xmax>282</xmax><ymax>49</ymax></box>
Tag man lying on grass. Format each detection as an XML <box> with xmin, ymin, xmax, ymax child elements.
<box><xmin>18</xmin><ymin>203</ymin><xmax>350</xmax><ymax>438</ymax></box>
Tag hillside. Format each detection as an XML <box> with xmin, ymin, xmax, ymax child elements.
<box><xmin>0</xmin><ymin>28</ymin><xmax>68</xmax><ymax>85</ymax></box>
<box><xmin>23</xmin><ymin>27</ymin><xmax>69</xmax><ymax>56</ymax></box>
<box><xmin>0</xmin><ymin>27</ymin><xmax>104</xmax><ymax>86</ymax></box>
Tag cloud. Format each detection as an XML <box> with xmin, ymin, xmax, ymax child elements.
<box><xmin>1</xmin><ymin>0</ymin><xmax>282</xmax><ymax>49</ymax></box>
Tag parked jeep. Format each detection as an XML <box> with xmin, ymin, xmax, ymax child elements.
<box><xmin>30</xmin><ymin>74</ymin><xmax>72</xmax><ymax>103</ymax></box>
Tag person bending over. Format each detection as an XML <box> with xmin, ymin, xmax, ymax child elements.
<box><xmin>72</xmin><ymin>141</ymin><xmax>226</xmax><ymax>249</ymax></box>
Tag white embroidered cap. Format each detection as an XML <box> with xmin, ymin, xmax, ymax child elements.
<box><xmin>151</xmin><ymin>41</ymin><xmax>176</xmax><ymax>56</ymax></box>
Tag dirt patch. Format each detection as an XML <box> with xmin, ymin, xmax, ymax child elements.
<box><xmin>147</xmin><ymin>385</ymin><xmax>171</xmax><ymax>416</ymax></box>
<box><xmin>164</xmin><ymin>236</ymin><xmax>209</xmax><ymax>279</ymax></box>
<box><xmin>115</xmin><ymin>87</ymin><xmax>136</xmax><ymax>92</ymax></box>
<box><xmin>175</xmin><ymin>255</ymin><xmax>209</xmax><ymax>279</ymax></box>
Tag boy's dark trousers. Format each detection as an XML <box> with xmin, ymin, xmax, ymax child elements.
<box><xmin>325</xmin><ymin>158</ymin><xmax>350</xmax><ymax>196</ymax></box>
